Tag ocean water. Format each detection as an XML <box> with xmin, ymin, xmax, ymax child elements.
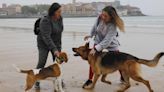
<box><xmin>0</xmin><ymin>16</ymin><xmax>164</xmax><ymax>33</ymax></box>
<box><xmin>0</xmin><ymin>16</ymin><xmax>164</xmax><ymax>57</ymax></box>
<box><xmin>123</xmin><ymin>16</ymin><xmax>164</xmax><ymax>28</ymax></box>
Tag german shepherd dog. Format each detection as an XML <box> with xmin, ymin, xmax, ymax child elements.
<box><xmin>72</xmin><ymin>43</ymin><xmax>164</xmax><ymax>92</ymax></box>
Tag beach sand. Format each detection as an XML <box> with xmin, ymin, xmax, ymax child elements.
<box><xmin>0</xmin><ymin>28</ymin><xmax>164</xmax><ymax>92</ymax></box>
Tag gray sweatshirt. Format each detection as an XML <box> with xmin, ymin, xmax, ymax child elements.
<box><xmin>37</xmin><ymin>16</ymin><xmax>63</xmax><ymax>52</ymax></box>
<box><xmin>90</xmin><ymin>18</ymin><xmax>120</xmax><ymax>51</ymax></box>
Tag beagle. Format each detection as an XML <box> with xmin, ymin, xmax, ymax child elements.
<box><xmin>13</xmin><ymin>52</ymin><xmax>68</xmax><ymax>92</ymax></box>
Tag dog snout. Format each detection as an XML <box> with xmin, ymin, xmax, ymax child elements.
<box><xmin>72</xmin><ymin>48</ymin><xmax>76</xmax><ymax>52</ymax></box>
<box><xmin>72</xmin><ymin>48</ymin><xmax>80</xmax><ymax>56</ymax></box>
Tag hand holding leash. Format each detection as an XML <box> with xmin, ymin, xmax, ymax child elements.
<box><xmin>90</xmin><ymin>48</ymin><xmax>96</xmax><ymax>55</ymax></box>
<box><xmin>54</xmin><ymin>51</ymin><xmax>60</xmax><ymax>57</ymax></box>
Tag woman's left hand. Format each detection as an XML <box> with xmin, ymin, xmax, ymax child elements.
<box><xmin>84</xmin><ymin>35</ymin><xmax>91</xmax><ymax>41</ymax></box>
<box><xmin>90</xmin><ymin>48</ymin><xmax>96</xmax><ymax>55</ymax></box>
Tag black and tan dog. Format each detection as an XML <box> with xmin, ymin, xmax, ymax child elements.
<box><xmin>13</xmin><ymin>52</ymin><xmax>68</xmax><ymax>92</ymax></box>
<box><xmin>72</xmin><ymin>43</ymin><xmax>164</xmax><ymax>92</ymax></box>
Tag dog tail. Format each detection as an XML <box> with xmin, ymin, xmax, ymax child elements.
<box><xmin>12</xmin><ymin>64</ymin><xmax>30</xmax><ymax>73</ymax></box>
<box><xmin>136</xmin><ymin>52</ymin><xmax>164</xmax><ymax>67</ymax></box>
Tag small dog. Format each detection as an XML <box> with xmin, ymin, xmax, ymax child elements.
<box><xmin>72</xmin><ymin>43</ymin><xmax>164</xmax><ymax>92</ymax></box>
<box><xmin>13</xmin><ymin>52</ymin><xmax>68</xmax><ymax>92</ymax></box>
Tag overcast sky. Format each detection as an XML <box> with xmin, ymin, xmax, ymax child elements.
<box><xmin>0</xmin><ymin>0</ymin><xmax>164</xmax><ymax>16</ymax></box>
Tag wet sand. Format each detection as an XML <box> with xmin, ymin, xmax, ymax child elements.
<box><xmin>0</xmin><ymin>29</ymin><xmax>164</xmax><ymax>92</ymax></box>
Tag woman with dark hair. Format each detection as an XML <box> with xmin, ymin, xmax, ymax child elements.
<box><xmin>35</xmin><ymin>3</ymin><xmax>63</xmax><ymax>89</ymax></box>
<box><xmin>83</xmin><ymin>6</ymin><xmax>125</xmax><ymax>88</ymax></box>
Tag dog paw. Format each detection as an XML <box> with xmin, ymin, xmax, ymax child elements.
<box><xmin>107</xmin><ymin>81</ymin><xmax>112</xmax><ymax>85</ymax></box>
<box><xmin>116</xmin><ymin>90</ymin><xmax>124</xmax><ymax>92</ymax></box>
<box><xmin>85</xmin><ymin>87</ymin><xmax>94</xmax><ymax>90</ymax></box>
<box><xmin>150</xmin><ymin>90</ymin><xmax>154</xmax><ymax>92</ymax></box>
<box><xmin>54</xmin><ymin>90</ymin><xmax>64</xmax><ymax>92</ymax></box>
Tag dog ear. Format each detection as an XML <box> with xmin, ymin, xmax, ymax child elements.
<box><xmin>85</xmin><ymin>43</ymin><xmax>89</xmax><ymax>48</ymax></box>
<box><xmin>64</xmin><ymin>53</ymin><xmax>68</xmax><ymax>63</ymax></box>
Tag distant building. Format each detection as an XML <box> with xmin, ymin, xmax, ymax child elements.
<box><xmin>0</xmin><ymin>8</ymin><xmax>7</xmax><ymax>16</ymax></box>
<box><xmin>7</xmin><ymin>4</ymin><xmax>22</xmax><ymax>15</ymax></box>
<box><xmin>0</xmin><ymin>0</ymin><xmax>144</xmax><ymax>17</ymax></box>
<box><xmin>72</xmin><ymin>0</ymin><xmax>76</xmax><ymax>4</ymax></box>
<box><xmin>62</xmin><ymin>0</ymin><xmax>144</xmax><ymax>17</ymax></box>
<box><xmin>2</xmin><ymin>3</ymin><xmax>7</xmax><ymax>8</ymax></box>
<box><xmin>0</xmin><ymin>4</ymin><xmax>22</xmax><ymax>16</ymax></box>
<box><xmin>127</xmin><ymin>6</ymin><xmax>143</xmax><ymax>16</ymax></box>
<box><xmin>117</xmin><ymin>9</ymin><xmax>128</xmax><ymax>16</ymax></box>
<box><xmin>62</xmin><ymin>3</ymin><xmax>96</xmax><ymax>17</ymax></box>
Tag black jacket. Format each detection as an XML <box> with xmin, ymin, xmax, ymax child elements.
<box><xmin>37</xmin><ymin>16</ymin><xmax>63</xmax><ymax>52</ymax></box>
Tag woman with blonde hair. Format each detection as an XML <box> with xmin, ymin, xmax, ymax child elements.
<box><xmin>83</xmin><ymin>6</ymin><xmax>125</xmax><ymax>88</ymax></box>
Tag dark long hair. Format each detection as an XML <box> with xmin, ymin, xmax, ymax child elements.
<box><xmin>48</xmin><ymin>3</ymin><xmax>61</xmax><ymax>16</ymax></box>
<box><xmin>48</xmin><ymin>3</ymin><xmax>63</xmax><ymax>30</ymax></box>
<box><xmin>103</xmin><ymin>6</ymin><xmax>125</xmax><ymax>32</ymax></box>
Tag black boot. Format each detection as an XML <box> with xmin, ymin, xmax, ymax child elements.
<box><xmin>35</xmin><ymin>81</ymin><xmax>40</xmax><ymax>89</ymax></box>
<box><xmin>82</xmin><ymin>79</ymin><xmax>93</xmax><ymax>88</ymax></box>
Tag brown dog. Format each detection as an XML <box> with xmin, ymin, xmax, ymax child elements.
<box><xmin>72</xmin><ymin>43</ymin><xmax>164</xmax><ymax>92</ymax></box>
<box><xmin>13</xmin><ymin>52</ymin><xmax>68</xmax><ymax>92</ymax></box>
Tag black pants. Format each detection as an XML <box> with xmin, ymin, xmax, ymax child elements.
<box><xmin>36</xmin><ymin>47</ymin><xmax>56</xmax><ymax>69</ymax></box>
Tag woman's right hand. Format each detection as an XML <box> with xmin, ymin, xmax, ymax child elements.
<box><xmin>84</xmin><ymin>35</ymin><xmax>91</xmax><ymax>41</ymax></box>
<box><xmin>54</xmin><ymin>51</ymin><xmax>60</xmax><ymax>57</ymax></box>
